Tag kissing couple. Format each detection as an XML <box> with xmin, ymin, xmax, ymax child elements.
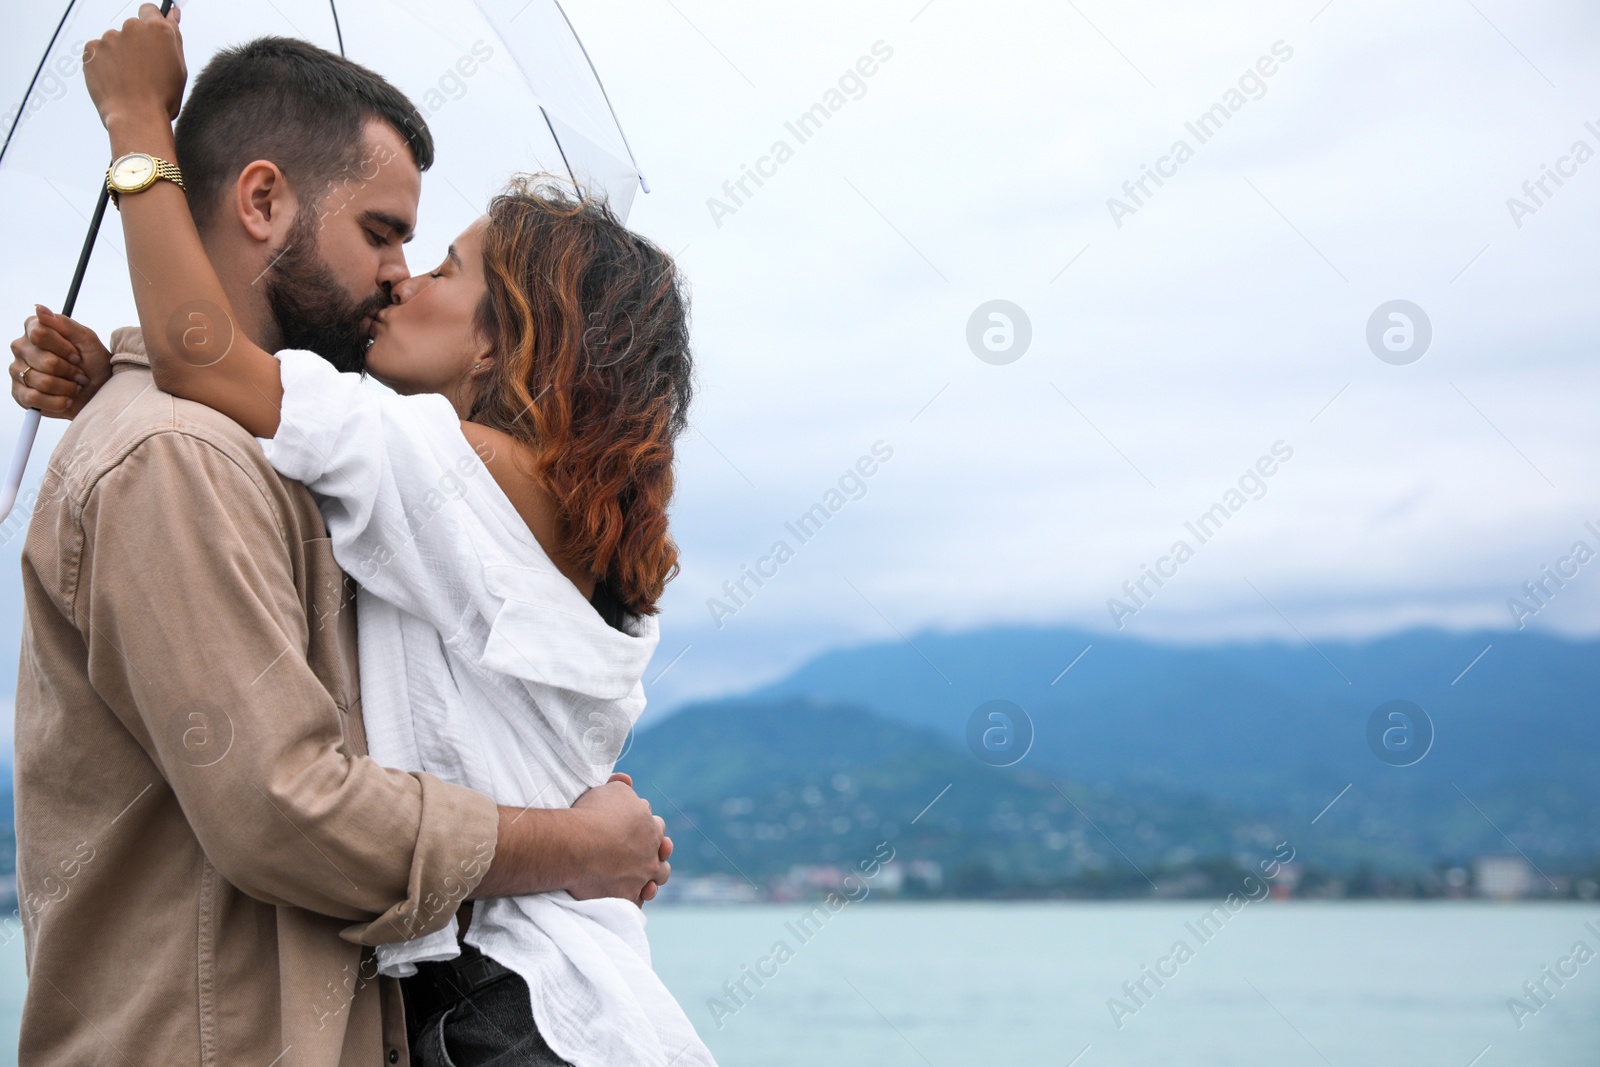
<box><xmin>8</xmin><ymin>6</ymin><xmax>713</xmax><ymax>1066</ymax></box>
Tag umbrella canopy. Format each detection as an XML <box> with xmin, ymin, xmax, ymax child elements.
<box><xmin>0</xmin><ymin>0</ymin><xmax>648</xmax><ymax>519</ymax></box>
<box><xmin>379</xmin><ymin>0</ymin><xmax>648</xmax><ymax>220</ymax></box>
<box><xmin>2</xmin><ymin>2</ymin><xmax>346</xmax><ymax>190</ymax></box>
<box><xmin>0</xmin><ymin>0</ymin><xmax>644</xmax><ymax>218</ymax></box>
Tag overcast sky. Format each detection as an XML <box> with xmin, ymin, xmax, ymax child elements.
<box><xmin>1</xmin><ymin>0</ymin><xmax>1597</xmax><ymax>712</ymax></box>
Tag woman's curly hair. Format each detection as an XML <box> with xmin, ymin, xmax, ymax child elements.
<box><xmin>470</xmin><ymin>176</ymin><xmax>692</xmax><ymax>616</ymax></box>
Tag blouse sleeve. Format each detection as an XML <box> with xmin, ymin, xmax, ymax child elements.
<box><xmin>256</xmin><ymin>349</ymin><xmax>507</xmax><ymax>641</ymax></box>
<box><xmin>257</xmin><ymin>350</ymin><xmax>660</xmax><ymax>701</ymax></box>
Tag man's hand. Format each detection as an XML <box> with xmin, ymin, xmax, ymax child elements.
<box><xmin>571</xmin><ymin>773</ymin><xmax>673</xmax><ymax>906</ymax></box>
<box><xmin>10</xmin><ymin>307</ymin><xmax>112</xmax><ymax>418</ymax></box>
<box><xmin>83</xmin><ymin>3</ymin><xmax>186</xmax><ymax>132</ymax></box>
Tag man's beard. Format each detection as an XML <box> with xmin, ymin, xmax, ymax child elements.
<box><xmin>262</xmin><ymin>213</ymin><xmax>390</xmax><ymax>374</ymax></box>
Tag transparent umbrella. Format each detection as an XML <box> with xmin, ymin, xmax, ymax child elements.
<box><xmin>0</xmin><ymin>0</ymin><xmax>647</xmax><ymax>520</ymax></box>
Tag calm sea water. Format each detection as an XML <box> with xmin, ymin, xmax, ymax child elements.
<box><xmin>0</xmin><ymin>903</ymin><xmax>1595</xmax><ymax>1065</ymax></box>
<box><xmin>643</xmin><ymin>902</ymin><xmax>1600</xmax><ymax>1067</ymax></box>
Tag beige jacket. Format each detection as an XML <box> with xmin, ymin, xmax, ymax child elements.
<box><xmin>13</xmin><ymin>330</ymin><xmax>500</xmax><ymax>1066</ymax></box>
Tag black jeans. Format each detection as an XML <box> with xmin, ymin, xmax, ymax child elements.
<box><xmin>405</xmin><ymin>958</ymin><xmax>573</xmax><ymax>1067</ymax></box>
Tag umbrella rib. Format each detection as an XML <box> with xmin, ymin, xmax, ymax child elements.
<box><xmin>550</xmin><ymin>0</ymin><xmax>647</xmax><ymax>190</ymax></box>
<box><xmin>327</xmin><ymin>0</ymin><xmax>346</xmax><ymax>56</ymax></box>
<box><xmin>0</xmin><ymin>0</ymin><xmax>83</xmax><ymax>171</ymax></box>
<box><xmin>537</xmin><ymin>105</ymin><xmax>579</xmax><ymax>192</ymax></box>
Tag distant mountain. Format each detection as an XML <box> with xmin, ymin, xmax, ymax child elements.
<box><xmin>621</xmin><ymin>627</ymin><xmax>1600</xmax><ymax>885</ymax></box>
<box><xmin>619</xmin><ymin>696</ymin><xmax>1276</xmax><ymax>894</ymax></box>
<box><xmin>743</xmin><ymin>625</ymin><xmax>1599</xmax><ymax>799</ymax></box>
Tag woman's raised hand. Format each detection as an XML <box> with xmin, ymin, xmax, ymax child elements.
<box><xmin>10</xmin><ymin>307</ymin><xmax>111</xmax><ymax>419</ymax></box>
<box><xmin>83</xmin><ymin>3</ymin><xmax>186</xmax><ymax>131</ymax></box>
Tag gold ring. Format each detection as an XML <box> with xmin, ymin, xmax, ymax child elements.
<box><xmin>18</xmin><ymin>367</ymin><xmax>30</xmax><ymax>389</ymax></box>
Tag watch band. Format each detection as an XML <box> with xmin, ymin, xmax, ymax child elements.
<box><xmin>106</xmin><ymin>156</ymin><xmax>186</xmax><ymax>208</ymax></box>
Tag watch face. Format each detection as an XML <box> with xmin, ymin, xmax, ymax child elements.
<box><xmin>112</xmin><ymin>155</ymin><xmax>156</xmax><ymax>190</ymax></box>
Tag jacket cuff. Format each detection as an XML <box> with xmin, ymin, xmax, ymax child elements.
<box><xmin>341</xmin><ymin>773</ymin><xmax>499</xmax><ymax>946</ymax></box>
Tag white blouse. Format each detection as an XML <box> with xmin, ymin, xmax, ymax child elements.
<box><xmin>258</xmin><ymin>350</ymin><xmax>714</xmax><ymax>1067</ymax></box>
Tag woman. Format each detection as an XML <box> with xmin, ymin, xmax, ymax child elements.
<box><xmin>15</xmin><ymin>9</ymin><xmax>713</xmax><ymax>1067</ymax></box>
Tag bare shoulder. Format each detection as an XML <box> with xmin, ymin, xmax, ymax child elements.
<box><xmin>458</xmin><ymin>420</ymin><xmax>593</xmax><ymax>597</ymax></box>
<box><xmin>457</xmin><ymin>421</ymin><xmax>556</xmax><ymax>529</ymax></box>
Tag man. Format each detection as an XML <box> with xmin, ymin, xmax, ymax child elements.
<box><xmin>8</xmin><ymin>26</ymin><xmax>669</xmax><ymax>1067</ymax></box>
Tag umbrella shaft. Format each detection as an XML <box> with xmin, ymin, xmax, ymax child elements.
<box><xmin>63</xmin><ymin>0</ymin><xmax>172</xmax><ymax>314</ymax></box>
<box><xmin>0</xmin><ymin>0</ymin><xmax>175</xmax><ymax>522</ymax></box>
<box><xmin>62</xmin><ymin>185</ymin><xmax>111</xmax><ymax>318</ymax></box>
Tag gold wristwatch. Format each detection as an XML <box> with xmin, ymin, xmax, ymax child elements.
<box><xmin>106</xmin><ymin>153</ymin><xmax>185</xmax><ymax>208</ymax></box>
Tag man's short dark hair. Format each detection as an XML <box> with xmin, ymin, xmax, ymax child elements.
<box><xmin>175</xmin><ymin>37</ymin><xmax>433</xmax><ymax>232</ymax></box>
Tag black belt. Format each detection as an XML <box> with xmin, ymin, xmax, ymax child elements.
<box><xmin>402</xmin><ymin>942</ymin><xmax>516</xmax><ymax>1030</ymax></box>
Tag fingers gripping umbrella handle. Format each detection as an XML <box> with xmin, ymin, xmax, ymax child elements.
<box><xmin>0</xmin><ymin>0</ymin><xmax>174</xmax><ymax>524</ymax></box>
<box><xmin>0</xmin><ymin>186</ymin><xmax>109</xmax><ymax>524</ymax></box>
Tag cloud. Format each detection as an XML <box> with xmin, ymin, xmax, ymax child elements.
<box><xmin>2</xmin><ymin>0</ymin><xmax>1596</xmax><ymax>710</ymax></box>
